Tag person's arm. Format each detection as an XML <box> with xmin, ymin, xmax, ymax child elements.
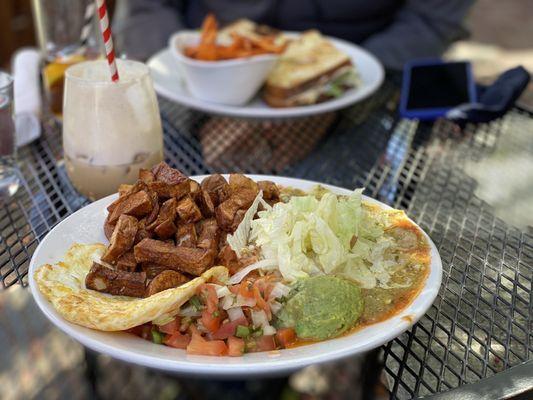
<box><xmin>362</xmin><ymin>0</ymin><xmax>475</xmax><ymax>70</ymax></box>
<box><xmin>113</xmin><ymin>0</ymin><xmax>185</xmax><ymax>61</ymax></box>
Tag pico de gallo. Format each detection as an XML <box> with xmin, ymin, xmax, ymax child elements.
<box><xmin>129</xmin><ymin>275</ymin><xmax>297</xmax><ymax>356</ymax></box>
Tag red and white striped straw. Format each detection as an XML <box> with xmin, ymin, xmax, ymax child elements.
<box><xmin>95</xmin><ymin>0</ymin><xmax>119</xmax><ymax>82</ymax></box>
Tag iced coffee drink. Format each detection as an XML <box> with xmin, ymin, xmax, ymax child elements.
<box><xmin>63</xmin><ymin>59</ymin><xmax>163</xmax><ymax>200</ymax></box>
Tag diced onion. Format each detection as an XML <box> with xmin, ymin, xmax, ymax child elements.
<box><xmin>215</xmin><ymin>285</ymin><xmax>231</xmax><ymax>298</ymax></box>
<box><xmin>252</xmin><ymin>309</ymin><xmax>276</xmax><ymax>335</ymax></box>
<box><xmin>228</xmin><ymin>259</ymin><xmax>278</xmax><ymax>285</ymax></box>
<box><xmin>235</xmin><ymin>295</ymin><xmax>256</xmax><ymax>308</ymax></box>
<box><xmin>270</xmin><ymin>300</ymin><xmax>283</xmax><ymax>315</ymax></box>
<box><xmin>178</xmin><ymin>305</ymin><xmax>201</xmax><ymax>317</ymax></box>
<box><xmin>221</xmin><ymin>294</ymin><xmax>235</xmax><ymax>310</ymax></box>
<box><xmin>227</xmin><ymin>307</ymin><xmax>245</xmax><ymax>321</ymax></box>
<box><xmin>268</xmin><ymin>282</ymin><xmax>291</xmax><ymax>300</ymax></box>
<box><xmin>251</xmin><ymin>310</ymin><xmax>269</xmax><ymax>328</ymax></box>
<box><xmin>221</xmin><ymin>291</ymin><xmax>259</xmax><ymax>309</ymax></box>
<box><xmin>196</xmin><ymin>319</ymin><xmax>208</xmax><ymax>333</ymax></box>
<box><xmin>263</xmin><ymin>325</ymin><xmax>277</xmax><ymax>336</ymax></box>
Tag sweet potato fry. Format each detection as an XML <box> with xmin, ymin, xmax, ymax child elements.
<box><xmin>200</xmin><ymin>13</ymin><xmax>217</xmax><ymax>45</ymax></box>
<box><xmin>182</xmin><ymin>15</ymin><xmax>285</xmax><ymax>61</ymax></box>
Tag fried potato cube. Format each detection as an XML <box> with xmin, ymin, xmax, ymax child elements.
<box><xmin>134</xmin><ymin>238</ymin><xmax>215</xmax><ymax>276</ymax></box>
<box><xmin>197</xmin><ymin>189</ymin><xmax>215</xmax><ymax>217</ymax></box>
<box><xmin>101</xmin><ymin>214</ymin><xmax>138</xmax><ymax>263</ymax></box>
<box><xmin>196</xmin><ymin>218</ymin><xmax>220</xmax><ymax>252</ymax></box>
<box><xmin>107</xmin><ymin>181</ymin><xmax>148</xmax><ymax>213</ymax></box>
<box><xmin>108</xmin><ymin>190</ymin><xmax>153</xmax><ymax>224</ymax></box>
<box><xmin>85</xmin><ymin>262</ymin><xmax>146</xmax><ymax>297</ymax></box>
<box><xmin>216</xmin><ymin>245</ymin><xmax>240</xmax><ymax>275</ymax></box>
<box><xmin>138</xmin><ymin>168</ymin><xmax>155</xmax><ymax>184</ymax></box>
<box><xmin>151</xmin><ymin>162</ymin><xmax>188</xmax><ymax>185</ymax></box>
<box><xmin>146</xmin><ymin>270</ymin><xmax>189</xmax><ymax>297</ymax></box>
<box><xmin>175</xmin><ymin>223</ymin><xmax>197</xmax><ymax>247</ymax></box>
<box><xmin>118</xmin><ymin>184</ymin><xmax>133</xmax><ymax>197</ymax></box>
<box><xmin>148</xmin><ymin>180</ymin><xmax>190</xmax><ymax>200</ymax></box>
<box><xmin>141</xmin><ymin>262</ymin><xmax>170</xmax><ymax>279</ymax></box>
<box><xmin>201</xmin><ymin>174</ymin><xmax>230</xmax><ymax>206</ymax></box>
<box><xmin>257</xmin><ymin>180</ymin><xmax>280</xmax><ymax>200</ymax></box>
<box><xmin>215</xmin><ymin>189</ymin><xmax>257</xmax><ymax>232</ymax></box>
<box><xmin>229</xmin><ymin>174</ymin><xmax>259</xmax><ymax>194</ymax></box>
<box><xmin>104</xmin><ymin>214</ymin><xmax>115</xmax><ymax>241</ymax></box>
<box><xmin>134</xmin><ymin>219</ymin><xmax>152</xmax><ymax>244</ymax></box>
<box><xmin>231</xmin><ymin>209</ymin><xmax>246</xmax><ymax>232</ymax></box>
<box><xmin>153</xmin><ymin>220</ymin><xmax>177</xmax><ymax>240</ymax></box>
<box><xmin>189</xmin><ymin>179</ymin><xmax>201</xmax><ymax>201</ymax></box>
<box><xmin>115</xmin><ymin>251</ymin><xmax>137</xmax><ymax>272</ymax></box>
<box><xmin>149</xmin><ymin>198</ymin><xmax>178</xmax><ymax>239</ymax></box>
<box><xmin>176</xmin><ymin>195</ymin><xmax>202</xmax><ymax>223</ymax></box>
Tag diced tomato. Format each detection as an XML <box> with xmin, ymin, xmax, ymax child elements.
<box><xmin>227</xmin><ymin>336</ymin><xmax>245</xmax><ymax>357</ymax></box>
<box><xmin>254</xmin><ymin>277</ymin><xmax>275</xmax><ymax>301</ymax></box>
<box><xmin>127</xmin><ymin>324</ymin><xmax>152</xmax><ymax>340</ymax></box>
<box><xmin>126</xmin><ymin>325</ymin><xmax>144</xmax><ymax>337</ymax></box>
<box><xmin>276</xmin><ymin>328</ymin><xmax>296</xmax><ymax>348</ymax></box>
<box><xmin>239</xmin><ymin>280</ymin><xmax>255</xmax><ymax>299</ymax></box>
<box><xmin>253</xmin><ymin>282</ymin><xmax>272</xmax><ymax>320</ymax></box>
<box><xmin>201</xmin><ymin>309</ymin><xmax>222</xmax><ymax>333</ymax></box>
<box><xmin>163</xmin><ymin>332</ymin><xmax>191</xmax><ymax>349</ymax></box>
<box><xmin>264</xmin><ymin>283</ymin><xmax>275</xmax><ymax>301</ymax></box>
<box><xmin>199</xmin><ymin>284</ymin><xmax>219</xmax><ymax>314</ymax></box>
<box><xmin>255</xmin><ymin>335</ymin><xmax>277</xmax><ymax>351</ymax></box>
<box><xmin>187</xmin><ymin>326</ymin><xmax>228</xmax><ymax>356</ymax></box>
<box><xmin>247</xmin><ymin>335</ymin><xmax>277</xmax><ymax>353</ymax></box>
<box><xmin>211</xmin><ymin>317</ymin><xmax>249</xmax><ymax>340</ymax></box>
<box><xmin>159</xmin><ymin>317</ymin><xmax>181</xmax><ymax>335</ymax></box>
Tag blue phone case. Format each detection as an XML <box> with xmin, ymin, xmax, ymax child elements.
<box><xmin>399</xmin><ymin>59</ymin><xmax>477</xmax><ymax>120</ymax></box>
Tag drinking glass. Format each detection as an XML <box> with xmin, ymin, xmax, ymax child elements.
<box><xmin>31</xmin><ymin>0</ymin><xmax>101</xmax><ymax>117</ymax></box>
<box><xmin>0</xmin><ymin>72</ymin><xmax>20</xmax><ymax>198</ymax></box>
<box><xmin>63</xmin><ymin>59</ymin><xmax>164</xmax><ymax>200</ymax></box>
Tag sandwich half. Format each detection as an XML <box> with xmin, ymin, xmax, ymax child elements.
<box><xmin>263</xmin><ymin>31</ymin><xmax>359</xmax><ymax>107</ymax></box>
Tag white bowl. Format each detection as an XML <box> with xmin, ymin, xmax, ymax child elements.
<box><xmin>169</xmin><ymin>32</ymin><xmax>279</xmax><ymax>106</ymax></box>
<box><xmin>29</xmin><ymin>176</ymin><xmax>442</xmax><ymax>378</ymax></box>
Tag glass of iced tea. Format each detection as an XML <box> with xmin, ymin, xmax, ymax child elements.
<box><xmin>63</xmin><ymin>59</ymin><xmax>164</xmax><ymax>200</ymax></box>
<box><xmin>32</xmin><ymin>0</ymin><xmax>100</xmax><ymax>117</ymax></box>
<box><xmin>42</xmin><ymin>53</ymin><xmax>97</xmax><ymax>118</ymax></box>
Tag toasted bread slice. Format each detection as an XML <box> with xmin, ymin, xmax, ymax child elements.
<box><xmin>265</xmin><ymin>31</ymin><xmax>351</xmax><ymax>90</ymax></box>
<box><xmin>264</xmin><ymin>59</ymin><xmax>352</xmax><ymax>100</ymax></box>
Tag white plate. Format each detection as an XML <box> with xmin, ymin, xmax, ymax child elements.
<box><xmin>147</xmin><ymin>34</ymin><xmax>384</xmax><ymax>118</ymax></box>
<box><xmin>29</xmin><ymin>176</ymin><xmax>441</xmax><ymax>377</ymax></box>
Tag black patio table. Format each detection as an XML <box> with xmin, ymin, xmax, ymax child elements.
<box><xmin>1</xmin><ymin>77</ymin><xmax>532</xmax><ymax>399</ymax></box>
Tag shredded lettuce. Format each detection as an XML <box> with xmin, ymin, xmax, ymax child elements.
<box><xmin>227</xmin><ymin>191</ymin><xmax>263</xmax><ymax>257</ymax></box>
<box><xmin>325</xmin><ymin>69</ymin><xmax>360</xmax><ymax>98</ymax></box>
<box><xmin>250</xmin><ymin>187</ymin><xmax>402</xmax><ymax>289</ymax></box>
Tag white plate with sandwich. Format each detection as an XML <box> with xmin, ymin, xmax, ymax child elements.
<box><xmin>148</xmin><ymin>28</ymin><xmax>384</xmax><ymax>118</ymax></box>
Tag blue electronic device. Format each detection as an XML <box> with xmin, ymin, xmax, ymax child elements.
<box><xmin>400</xmin><ymin>59</ymin><xmax>477</xmax><ymax>120</ymax></box>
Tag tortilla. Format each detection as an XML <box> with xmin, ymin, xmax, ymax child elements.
<box><xmin>34</xmin><ymin>243</ymin><xmax>228</xmax><ymax>331</ymax></box>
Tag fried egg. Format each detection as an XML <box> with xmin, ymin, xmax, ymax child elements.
<box><xmin>34</xmin><ymin>243</ymin><xmax>227</xmax><ymax>331</ymax></box>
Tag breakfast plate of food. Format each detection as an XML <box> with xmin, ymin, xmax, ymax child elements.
<box><xmin>29</xmin><ymin>163</ymin><xmax>441</xmax><ymax>376</ymax></box>
<box><xmin>147</xmin><ymin>16</ymin><xmax>384</xmax><ymax>118</ymax></box>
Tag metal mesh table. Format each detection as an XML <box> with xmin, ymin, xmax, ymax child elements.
<box><xmin>1</xmin><ymin>80</ymin><xmax>532</xmax><ymax>399</ymax></box>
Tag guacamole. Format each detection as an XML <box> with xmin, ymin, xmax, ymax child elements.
<box><xmin>276</xmin><ymin>276</ymin><xmax>364</xmax><ymax>340</ymax></box>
